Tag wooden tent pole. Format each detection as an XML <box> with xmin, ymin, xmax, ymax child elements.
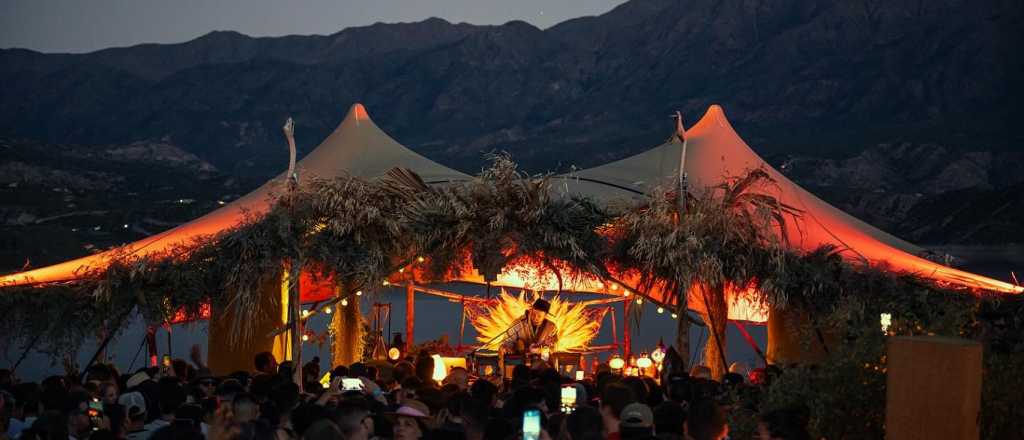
<box><xmin>623</xmin><ymin>299</ymin><xmax>632</xmax><ymax>361</ymax></box>
<box><xmin>406</xmin><ymin>282</ymin><xmax>415</xmax><ymax>352</ymax></box>
<box><xmin>287</xmin><ymin>262</ymin><xmax>302</xmax><ymax>391</ymax></box>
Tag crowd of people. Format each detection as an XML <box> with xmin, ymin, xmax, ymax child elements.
<box><xmin>0</xmin><ymin>347</ymin><xmax>812</xmax><ymax>440</ymax></box>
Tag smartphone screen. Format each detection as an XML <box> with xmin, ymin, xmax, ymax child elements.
<box><xmin>88</xmin><ymin>399</ymin><xmax>103</xmax><ymax>417</ymax></box>
<box><xmin>162</xmin><ymin>355</ymin><xmax>172</xmax><ymax>367</ymax></box>
<box><xmin>523</xmin><ymin>408</ymin><xmax>541</xmax><ymax>440</ymax></box>
<box><xmin>560</xmin><ymin>386</ymin><xmax>577</xmax><ymax>413</ymax></box>
<box><xmin>341</xmin><ymin>378</ymin><xmax>362</xmax><ymax>391</ymax></box>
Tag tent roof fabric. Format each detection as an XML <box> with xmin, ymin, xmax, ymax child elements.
<box><xmin>0</xmin><ymin>104</ymin><xmax>468</xmax><ymax>287</ymax></box>
<box><xmin>2</xmin><ymin>103</ymin><xmax>1020</xmax><ymax>295</ymax></box>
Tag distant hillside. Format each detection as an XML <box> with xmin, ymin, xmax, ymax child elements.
<box><xmin>1</xmin><ymin>0</ymin><xmax>1021</xmax><ymax>174</ymax></box>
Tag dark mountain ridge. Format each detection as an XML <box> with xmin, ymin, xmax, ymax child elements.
<box><xmin>1</xmin><ymin>0</ymin><xmax>1023</xmax><ymax>268</ymax></box>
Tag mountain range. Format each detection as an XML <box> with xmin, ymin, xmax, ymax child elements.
<box><xmin>1</xmin><ymin>0</ymin><xmax>1022</xmax><ymax>271</ymax></box>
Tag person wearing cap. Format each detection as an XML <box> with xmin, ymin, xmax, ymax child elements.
<box><xmin>387</xmin><ymin>399</ymin><xmax>432</xmax><ymax>440</ymax></box>
<box><xmin>118</xmin><ymin>391</ymin><xmax>149</xmax><ymax>440</ymax></box>
<box><xmin>619</xmin><ymin>402</ymin><xmax>658</xmax><ymax>439</ymax></box>
<box><xmin>503</xmin><ymin>298</ymin><xmax>558</xmax><ymax>355</ymax></box>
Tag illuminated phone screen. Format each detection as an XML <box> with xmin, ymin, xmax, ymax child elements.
<box><xmin>523</xmin><ymin>409</ymin><xmax>541</xmax><ymax>440</ymax></box>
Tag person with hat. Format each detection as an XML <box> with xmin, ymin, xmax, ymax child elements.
<box><xmin>618</xmin><ymin>402</ymin><xmax>658</xmax><ymax>439</ymax></box>
<box><xmin>387</xmin><ymin>399</ymin><xmax>433</xmax><ymax>440</ymax></box>
<box><xmin>503</xmin><ymin>298</ymin><xmax>558</xmax><ymax>355</ymax></box>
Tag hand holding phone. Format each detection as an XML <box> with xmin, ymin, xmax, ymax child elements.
<box><xmin>523</xmin><ymin>408</ymin><xmax>541</xmax><ymax>440</ymax></box>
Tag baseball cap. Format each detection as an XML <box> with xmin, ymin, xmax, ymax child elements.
<box><xmin>118</xmin><ymin>391</ymin><xmax>147</xmax><ymax>417</ymax></box>
<box><xmin>620</xmin><ymin>403</ymin><xmax>654</xmax><ymax>429</ymax></box>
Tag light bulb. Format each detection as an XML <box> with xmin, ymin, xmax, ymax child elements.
<box><xmin>671</xmin><ymin>313</ymin><xmax>678</xmax><ymax>319</ymax></box>
<box><xmin>388</xmin><ymin>347</ymin><xmax>401</xmax><ymax>361</ymax></box>
<box><xmin>657</xmin><ymin>307</ymin><xmax>664</xmax><ymax>314</ymax></box>
<box><xmin>382</xmin><ymin>280</ymin><xmax>390</xmax><ymax>286</ymax></box>
<box><xmin>637</xmin><ymin>353</ymin><xmax>652</xmax><ymax>369</ymax></box>
<box><xmin>623</xmin><ymin>291</ymin><xmax>631</xmax><ymax>297</ymax></box>
<box><xmin>324</xmin><ymin>306</ymin><xmax>332</xmax><ymax>314</ymax></box>
<box><xmin>301</xmin><ymin>310</ymin><xmax>310</xmax><ymax>318</ymax></box>
<box><xmin>301</xmin><ymin>334</ymin><xmax>309</xmax><ymax>342</ymax></box>
<box><xmin>417</xmin><ymin>256</ymin><xmax>425</xmax><ymax>263</ymax></box>
<box><xmin>356</xmin><ymin>291</ymin><xmax>363</xmax><ymax>296</ymax></box>
<box><xmin>341</xmin><ymin>299</ymin><xmax>349</xmax><ymax>306</ymax></box>
<box><xmin>636</xmin><ymin>298</ymin><xmax>643</xmax><ymax>304</ymax></box>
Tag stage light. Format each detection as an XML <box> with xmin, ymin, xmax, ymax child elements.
<box><xmin>637</xmin><ymin>353</ymin><xmax>652</xmax><ymax>369</ymax></box>
<box><xmin>388</xmin><ymin>347</ymin><xmax>401</xmax><ymax>361</ymax></box>
<box><xmin>609</xmin><ymin>355</ymin><xmax>625</xmax><ymax>370</ymax></box>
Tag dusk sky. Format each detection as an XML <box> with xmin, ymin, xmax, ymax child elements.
<box><xmin>0</xmin><ymin>0</ymin><xmax>628</xmax><ymax>53</ymax></box>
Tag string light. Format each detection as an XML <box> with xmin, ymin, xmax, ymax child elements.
<box><xmin>324</xmin><ymin>306</ymin><xmax>333</xmax><ymax>314</ymax></box>
<box><xmin>301</xmin><ymin>310</ymin><xmax>310</xmax><ymax>318</ymax></box>
<box><xmin>636</xmin><ymin>298</ymin><xmax>643</xmax><ymax>304</ymax></box>
<box><xmin>610</xmin><ymin>283</ymin><xmax>618</xmax><ymax>290</ymax></box>
<box><xmin>341</xmin><ymin>299</ymin><xmax>349</xmax><ymax>306</ymax></box>
<box><xmin>399</xmin><ymin>267</ymin><xmax>405</xmax><ymax>273</ymax></box>
<box><xmin>657</xmin><ymin>307</ymin><xmax>664</xmax><ymax>314</ymax></box>
<box><xmin>356</xmin><ymin>291</ymin><xmax>363</xmax><ymax>296</ymax></box>
<box><xmin>417</xmin><ymin>256</ymin><xmax>425</xmax><ymax>263</ymax></box>
<box><xmin>382</xmin><ymin>280</ymin><xmax>390</xmax><ymax>286</ymax></box>
<box><xmin>623</xmin><ymin>291</ymin><xmax>631</xmax><ymax>297</ymax></box>
<box><xmin>671</xmin><ymin>313</ymin><xmax>678</xmax><ymax>319</ymax></box>
<box><xmin>301</xmin><ymin>334</ymin><xmax>309</xmax><ymax>342</ymax></box>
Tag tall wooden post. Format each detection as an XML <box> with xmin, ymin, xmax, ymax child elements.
<box><xmin>406</xmin><ymin>283</ymin><xmax>415</xmax><ymax>352</ymax></box>
<box><xmin>287</xmin><ymin>262</ymin><xmax>302</xmax><ymax>391</ymax></box>
<box><xmin>623</xmin><ymin>299</ymin><xmax>632</xmax><ymax>361</ymax></box>
<box><xmin>331</xmin><ymin>287</ymin><xmax>364</xmax><ymax>367</ymax></box>
<box><xmin>674</xmin><ymin>305</ymin><xmax>690</xmax><ymax>372</ymax></box>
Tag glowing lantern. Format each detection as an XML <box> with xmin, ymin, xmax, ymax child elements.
<box><xmin>651</xmin><ymin>340</ymin><xmax>666</xmax><ymax>364</ymax></box>
<box><xmin>637</xmin><ymin>353</ymin><xmax>653</xmax><ymax>369</ymax></box>
<box><xmin>388</xmin><ymin>347</ymin><xmax>401</xmax><ymax>361</ymax></box>
<box><xmin>609</xmin><ymin>355</ymin><xmax>625</xmax><ymax>370</ymax></box>
<box><xmin>431</xmin><ymin>354</ymin><xmax>446</xmax><ymax>382</ymax></box>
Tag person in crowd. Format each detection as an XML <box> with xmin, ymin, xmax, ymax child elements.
<box><xmin>600</xmin><ymin>383</ymin><xmax>637</xmax><ymax>440</ymax></box>
<box><xmin>618</xmin><ymin>403</ymin><xmax>657</xmax><ymax>440</ymax></box>
<box><xmin>388</xmin><ymin>399</ymin><xmax>431</xmax><ymax>440</ymax></box>
<box><xmin>231</xmin><ymin>393</ymin><xmax>260</xmax><ymax>424</ymax></box>
<box><xmin>331</xmin><ymin>399</ymin><xmax>374</xmax><ymax>440</ymax></box>
<box><xmin>686</xmin><ymin>399</ymin><xmax>729</xmax><ymax>440</ymax></box>
<box><xmin>757</xmin><ymin>408</ymin><xmax>812</xmax><ymax>440</ymax></box>
<box><xmin>652</xmin><ymin>401</ymin><xmax>686</xmax><ymax>440</ymax></box>
<box><xmin>254</xmin><ymin>352</ymin><xmax>279</xmax><ymax>377</ymax></box>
